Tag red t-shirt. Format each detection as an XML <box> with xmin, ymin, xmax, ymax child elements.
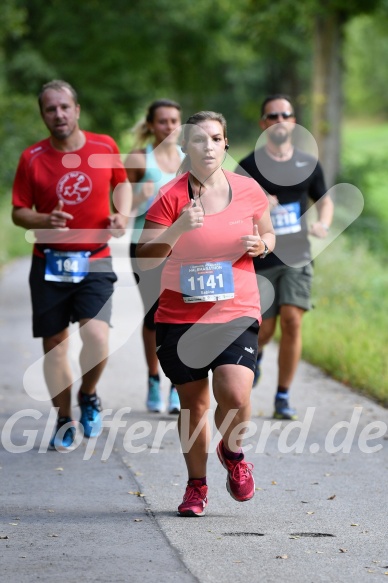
<box><xmin>146</xmin><ymin>171</ymin><xmax>268</xmax><ymax>324</ymax></box>
<box><xmin>12</xmin><ymin>131</ymin><xmax>128</xmax><ymax>257</ymax></box>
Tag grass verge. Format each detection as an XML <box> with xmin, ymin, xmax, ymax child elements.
<box><xmin>0</xmin><ymin>195</ymin><xmax>30</xmax><ymax>269</ymax></box>
<box><xmin>302</xmin><ymin>235</ymin><xmax>388</xmax><ymax>405</ymax></box>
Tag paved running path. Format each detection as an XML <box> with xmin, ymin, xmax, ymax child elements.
<box><xmin>1</xmin><ymin>247</ymin><xmax>387</xmax><ymax>583</ymax></box>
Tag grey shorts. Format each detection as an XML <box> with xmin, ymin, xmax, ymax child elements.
<box><xmin>257</xmin><ymin>263</ymin><xmax>314</xmax><ymax>320</ymax></box>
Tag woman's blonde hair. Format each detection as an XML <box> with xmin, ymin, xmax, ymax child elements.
<box><xmin>177</xmin><ymin>111</ymin><xmax>227</xmax><ymax>175</ymax></box>
<box><xmin>131</xmin><ymin>98</ymin><xmax>181</xmax><ymax>147</ymax></box>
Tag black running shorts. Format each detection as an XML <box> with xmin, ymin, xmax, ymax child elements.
<box><xmin>155</xmin><ymin>316</ymin><xmax>259</xmax><ymax>385</ymax></box>
<box><xmin>29</xmin><ymin>255</ymin><xmax>117</xmax><ymax>337</ymax></box>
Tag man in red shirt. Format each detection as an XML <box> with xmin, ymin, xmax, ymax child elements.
<box><xmin>12</xmin><ymin>80</ymin><xmax>132</xmax><ymax>450</ymax></box>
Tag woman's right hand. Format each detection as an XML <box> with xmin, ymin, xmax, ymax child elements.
<box><xmin>176</xmin><ymin>200</ymin><xmax>204</xmax><ymax>232</ymax></box>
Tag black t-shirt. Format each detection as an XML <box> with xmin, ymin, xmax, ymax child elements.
<box><xmin>236</xmin><ymin>147</ymin><xmax>327</xmax><ymax>268</ymax></box>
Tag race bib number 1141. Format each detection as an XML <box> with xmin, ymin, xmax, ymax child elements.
<box><xmin>180</xmin><ymin>261</ymin><xmax>234</xmax><ymax>303</ymax></box>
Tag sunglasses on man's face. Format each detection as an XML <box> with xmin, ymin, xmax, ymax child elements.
<box><xmin>262</xmin><ymin>112</ymin><xmax>295</xmax><ymax>121</ymax></box>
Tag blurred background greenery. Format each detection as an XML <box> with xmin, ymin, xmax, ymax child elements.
<box><xmin>1</xmin><ymin>0</ymin><xmax>387</xmax><ymax>403</ymax></box>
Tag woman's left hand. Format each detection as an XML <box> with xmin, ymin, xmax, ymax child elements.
<box><xmin>241</xmin><ymin>224</ymin><xmax>264</xmax><ymax>257</ymax></box>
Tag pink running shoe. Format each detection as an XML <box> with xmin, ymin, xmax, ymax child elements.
<box><xmin>216</xmin><ymin>440</ymin><xmax>255</xmax><ymax>502</ymax></box>
<box><xmin>177</xmin><ymin>480</ymin><xmax>208</xmax><ymax>517</ymax></box>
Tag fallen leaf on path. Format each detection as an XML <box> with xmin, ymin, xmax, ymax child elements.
<box><xmin>306</xmin><ymin>511</ymin><xmax>315</xmax><ymax>515</ymax></box>
<box><xmin>133</xmin><ymin>519</ymin><xmax>142</xmax><ymax>522</ymax></box>
<box><xmin>276</xmin><ymin>555</ymin><xmax>288</xmax><ymax>559</ymax></box>
<box><xmin>54</xmin><ymin>467</ymin><xmax>64</xmax><ymax>471</ymax></box>
<box><xmin>339</xmin><ymin>548</ymin><xmax>348</xmax><ymax>553</ymax></box>
<box><xmin>128</xmin><ymin>491</ymin><xmax>145</xmax><ymax>497</ymax></box>
<box><xmin>0</xmin><ymin>535</ymin><xmax>9</xmax><ymax>539</ymax></box>
<box><xmin>327</xmin><ymin>494</ymin><xmax>336</xmax><ymax>500</ymax></box>
<box><xmin>271</xmin><ymin>481</ymin><xmax>277</xmax><ymax>485</ymax></box>
<box><xmin>351</xmin><ymin>523</ymin><xmax>359</xmax><ymax>526</ymax></box>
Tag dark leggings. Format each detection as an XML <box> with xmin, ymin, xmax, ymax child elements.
<box><xmin>129</xmin><ymin>242</ymin><xmax>164</xmax><ymax>331</ymax></box>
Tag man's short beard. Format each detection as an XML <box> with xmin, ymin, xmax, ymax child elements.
<box><xmin>52</xmin><ymin>129</ymin><xmax>71</xmax><ymax>140</ymax></box>
<box><xmin>269</xmin><ymin>131</ymin><xmax>289</xmax><ymax>146</ymax></box>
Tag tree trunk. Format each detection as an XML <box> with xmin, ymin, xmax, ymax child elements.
<box><xmin>312</xmin><ymin>12</ymin><xmax>344</xmax><ymax>187</ymax></box>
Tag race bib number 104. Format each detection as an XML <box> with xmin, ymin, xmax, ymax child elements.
<box><xmin>44</xmin><ymin>249</ymin><xmax>90</xmax><ymax>283</ymax></box>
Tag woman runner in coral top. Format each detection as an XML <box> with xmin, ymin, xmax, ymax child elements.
<box><xmin>137</xmin><ymin>111</ymin><xmax>275</xmax><ymax>516</ymax></box>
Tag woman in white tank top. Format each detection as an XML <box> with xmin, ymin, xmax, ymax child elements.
<box><xmin>125</xmin><ymin>99</ymin><xmax>183</xmax><ymax>414</ymax></box>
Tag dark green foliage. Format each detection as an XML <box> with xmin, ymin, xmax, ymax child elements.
<box><xmin>339</xmin><ymin>156</ymin><xmax>388</xmax><ymax>257</ymax></box>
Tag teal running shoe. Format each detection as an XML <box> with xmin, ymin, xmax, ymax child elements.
<box><xmin>49</xmin><ymin>416</ymin><xmax>76</xmax><ymax>451</ymax></box>
<box><xmin>273</xmin><ymin>394</ymin><xmax>298</xmax><ymax>420</ymax></box>
<box><xmin>168</xmin><ymin>385</ymin><xmax>180</xmax><ymax>414</ymax></box>
<box><xmin>78</xmin><ymin>391</ymin><xmax>102</xmax><ymax>437</ymax></box>
<box><xmin>146</xmin><ymin>377</ymin><xmax>164</xmax><ymax>412</ymax></box>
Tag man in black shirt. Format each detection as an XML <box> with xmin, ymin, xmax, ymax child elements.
<box><xmin>237</xmin><ymin>94</ymin><xmax>333</xmax><ymax>420</ymax></box>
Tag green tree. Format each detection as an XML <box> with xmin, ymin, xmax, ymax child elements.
<box><xmin>7</xmin><ymin>0</ymin><xmax>253</xmax><ymax>135</ymax></box>
<box><xmin>344</xmin><ymin>13</ymin><xmax>388</xmax><ymax>118</ymax></box>
<box><xmin>1</xmin><ymin>0</ymin><xmax>259</xmax><ymax>191</ymax></box>
<box><xmin>241</xmin><ymin>0</ymin><xmax>385</xmax><ymax>186</ymax></box>
<box><xmin>0</xmin><ymin>1</ymin><xmax>46</xmax><ymax>193</ymax></box>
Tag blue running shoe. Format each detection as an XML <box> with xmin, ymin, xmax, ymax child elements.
<box><xmin>168</xmin><ymin>385</ymin><xmax>180</xmax><ymax>414</ymax></box>
<box><xmin>147</xmin><ymin>377</ymin><xmax>164</xmax><ymax>412</ymax></box>
<box><xmin>273</xmin><ymin>394</ymin><xmax>298</xmax><ymax>420</ymax></box>
<box><xmin>78</xmin><ymin>391</ymin><xmax>102</xmax><ymax>437</ymax></box>
<box><xmin>49</xmin><ymin>417</ymin><xmax>76</xmax><ymax>451</ymax></box>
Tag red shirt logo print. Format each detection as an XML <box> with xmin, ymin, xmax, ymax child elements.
<box><xmin>56</xmin><ymin>172</ymin><xmax>93</xmax><ymax>205</ymax></box>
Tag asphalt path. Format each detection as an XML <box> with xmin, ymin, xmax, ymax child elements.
<box><xmin>1</xmin><ymin>242</ymin><xmax>387</xmax><ymax>583</ymax></box>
